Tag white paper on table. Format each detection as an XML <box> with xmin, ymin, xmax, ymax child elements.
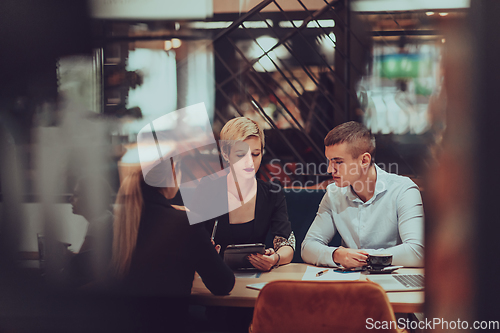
<box><xmin>234</xmin><ymin>271</ymin><xmax>260</xmax><ymax>279</ymax></box>
<box><xmin>301</xmin><ymin>266</ymin><xmax>361</xmax><ymax>281</ymax></box>
<box><xmin>246</xmin><ymin>282</ymin><xmax>268</xmax><ymax>290</ymax></box>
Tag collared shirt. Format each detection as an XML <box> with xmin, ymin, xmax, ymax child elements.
<box><xmin>301</xmin><ymin>164</ymin><xmax>424</xmax><ymax>267</ymax></box>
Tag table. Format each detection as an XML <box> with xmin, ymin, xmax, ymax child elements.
<box><xmin>191</xmin><ymin>263</ymin><xmax>424</xmax><ymax>313</ymax></box>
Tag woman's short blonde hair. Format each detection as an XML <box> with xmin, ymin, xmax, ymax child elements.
<box><xmin>220</xmin><ymin>117</ymin><xmax>265</xmax><ymax>156</ymax></box>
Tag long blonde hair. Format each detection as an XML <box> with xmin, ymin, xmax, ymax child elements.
<box><xmin>111</xmin><ymin>170</ymin><xmax>144</xmax><ymax>279</ymax></box>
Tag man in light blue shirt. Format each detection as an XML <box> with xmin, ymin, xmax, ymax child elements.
<box><xmin>301</xmin><ymin>121</ymin><xmax>424</xmax><ymax>268</ymax></box>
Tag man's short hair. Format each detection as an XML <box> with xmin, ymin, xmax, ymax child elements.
<box><xmin>324</xmin><ymin>121</ymin><xmax>376</xmax><ymax>162</ymax></box>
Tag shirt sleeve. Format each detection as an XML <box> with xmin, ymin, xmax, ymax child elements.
<box><xmin>366</xmin><ymin>184</ymin><xmax>424</xmax><ymax>267</ymax></box>
<box><xmin>268</xmin><ymin>183</ymin><xmax>295</xmax><ymax>251</ymax></box>
<box><xmin>301</xmin><ymin>190</ymin><xmax>339</xmax><ymax>267</ymax></box>
<box><xmin>190</xmin><ymin>224</ymin><xmax>235</xmax><ymax>295</ymax></box>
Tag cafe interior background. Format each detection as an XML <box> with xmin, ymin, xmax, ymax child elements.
<box><xmin>1</xmin><ymin>0</ymin><xmax>499</xmax><ymax>331</ymax></box>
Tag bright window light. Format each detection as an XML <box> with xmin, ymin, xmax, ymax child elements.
<box><xmin>307</xmin><ymin>20</ymin><xmax>335</xmax><ymax>28</ymax></box>
<box><xmin>279</xmin><ymin>20</ymin><xmax>303</xmax><ymax>28</ymax></box>
<box><xmin>351</xmin><ymin>0</ymin><xmax>469</xmax><ymax>12</ymax></box>
<box><xmin>239</xmin><ymin>20</ymin><xmax>272</xmax><ymax>29</ymax></box>
<box><xmin>247</xmin><ymin>36</ymin><xmax>289</xmax><ymax>72</ymax></box>
<box><xmin>278</xmin><ymin>19</ymin><xmax>335</xmax><ymax>28</ymax></box>
<box><xmin>187</xmin><ymin>21</ymin><xmax>232</xmax><ymax>29</ymax></box>
<box><xmin>126</xmin><ymin>49</ymin><xmax>177</xmax><ymax>134</ymax></box>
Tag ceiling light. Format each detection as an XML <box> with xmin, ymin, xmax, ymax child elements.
<box><xmin>426</xmin><ymin>11</ymin><xmax>435</xmax><ymax>16</ymax></box>
<box><xmin>171</xmin><ymin>38</ymin><xmax>182</xmax><ymax>48</ymax></box>
<box><xmin>439</xmin><ymin>12</ymin><xmax>449</xmax><ymax>16</ymax></box>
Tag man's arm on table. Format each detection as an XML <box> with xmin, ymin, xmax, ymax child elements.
<box><xmin>366</xmin><ymin>185</ymin><xmax>424</xmax><ymax>267</ymax></box>
<box><xmin>302</xmin><ymin>184</ymin><xmax>424</xmax><ymax>268</ymax></box>
<box><xmin>301</xmin><ymin>192</ymin><xmax>339</xmax><ymax>267</ymax></box>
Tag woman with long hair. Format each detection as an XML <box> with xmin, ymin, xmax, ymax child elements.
<box><xmin>194</xmin><ymin>117</ymin><xmax>295</xmax><ymax>271</ymax></box>
<box><xmin>111</xmin><ymin>160</ymin><xmax>234</xmax><ymax>331</ymax></box>
<box><xmin>111</xmin><ymin>170</ymin><xmax>143</xmax><ymax>279</ymax></box>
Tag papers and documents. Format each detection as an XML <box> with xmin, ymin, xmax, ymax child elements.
<box><xmin>302</xmin><ymin>266</ymin><xmax>361</xmax><ymax>281</ymax></box>
<box><xmin>246</xmin><ymin>282</ymin><xmax>268</xmax><ymax>290</ymax></box>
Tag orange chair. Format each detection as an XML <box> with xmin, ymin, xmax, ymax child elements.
<box><xmin>249</xmin><ymin>280</ymin><xmax>407</xmax><ymax>333</ymax></box>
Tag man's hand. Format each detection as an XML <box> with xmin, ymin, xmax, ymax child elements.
<box><xmin>333</xmin><ymin>246</ymin><xmax>369</xmax><ymax>269</ymax></box>
<box><xmin>248</xmin><ymin>248</ymin><xmax>278</xmax><ymax>271</ymax></box>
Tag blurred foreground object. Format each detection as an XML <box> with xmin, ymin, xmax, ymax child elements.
<box><xmin>425</xmin><ymin>0</ymin><xmax>500</xmax><ymax>329</ymax></box>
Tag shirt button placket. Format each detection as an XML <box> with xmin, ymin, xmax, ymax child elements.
<box><xmin>359</xmin><ymin>204</ymin><xmax>363</xmax><ymax>247</ymax></box>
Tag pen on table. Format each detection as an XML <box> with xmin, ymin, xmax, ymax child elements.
<box><xmin>316</xmin><ymin>269</ymin><xmax>329</xmax><ymax>277</ymax></box>
<box><xmin>211</xmin><ymin>220</ymin><xmax>218</xmax><ymax>242</ymax></box>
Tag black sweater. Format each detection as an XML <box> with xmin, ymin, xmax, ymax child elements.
<box><xmin>126</xmin><ymin>182</ymin><xmax>235</xmax><ymax>296</ymax></box>
<box><xmin>193</xmin><ymin>176</ymin><xmax>292</xmax><ymax>254</ymax></box>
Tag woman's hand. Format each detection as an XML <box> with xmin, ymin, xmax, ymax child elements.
<box><xmin>248</xmin><ymin>248</ymin><xmax>278</xmax><ymax>271</ymax></box>
<box><xmin>211</xmin><ymin>239</ymin><xmax>221</xmax><ymax>254</ymax></box>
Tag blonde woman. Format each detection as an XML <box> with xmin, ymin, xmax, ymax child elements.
<box><xmin>111</xmin><ymin>162</ymin><xmax>234</xmax><ymax>331</ymax></box>
<box><xmin>194</xmin><ymin>117</ymin><xmax>295</xmax><ymax>271</ymax></box>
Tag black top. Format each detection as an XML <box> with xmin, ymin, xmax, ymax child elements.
<box><xmin>120</xmin><ymin>181</ymin><xmax>235</xmax><ymax>332</ymax></box>
<box><xmin>125</xmin><ymin>181</ymin><xmax>235</xmax><ymax>296</ymax></box>
<box><xmin>227</xmin><ymin>220</ymin><xmax>255</xmax><ymax>245</ymax></box>
<box><xmin>193</xmin><ymin>175</ymin><xmax>293</xmax><ymax>254</ymax></box>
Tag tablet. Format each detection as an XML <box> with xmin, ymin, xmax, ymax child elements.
<box><xmin>223</xmin><ymin>243</ymin><xmax>265</xmax><ymax>270</ymax></box>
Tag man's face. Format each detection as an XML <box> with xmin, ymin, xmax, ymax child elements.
<box><xmin>325</xmin><ymin>142</ymin><xmax>362</xmax><ymax>187</ymax></box>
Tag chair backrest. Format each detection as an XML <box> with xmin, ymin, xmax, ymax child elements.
<box><xmin>250</xmin><ymin>280</ymin><xmax>404</xmax><ymax>333</ymax></box>
<box><xmin>278</xmin><ymin>189</ymin><xmax>341</xmax><ymax>262</ymax></box>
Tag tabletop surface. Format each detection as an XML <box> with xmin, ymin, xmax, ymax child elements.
<box><xmin>191</xmin><ymin>263</ymin><xmax>424</xmax><ymax>313</ymax></box>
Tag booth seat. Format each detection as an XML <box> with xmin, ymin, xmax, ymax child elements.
<box><xmin>266</xmin><ymin>188</ymin><xmax>341</xmax><ymax>263</ymax></box>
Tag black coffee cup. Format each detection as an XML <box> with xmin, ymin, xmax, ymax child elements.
<box><xmin>367</xmin><ymin>254</ymin><xmax>393</xmax><ymax>270</ymax></box>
